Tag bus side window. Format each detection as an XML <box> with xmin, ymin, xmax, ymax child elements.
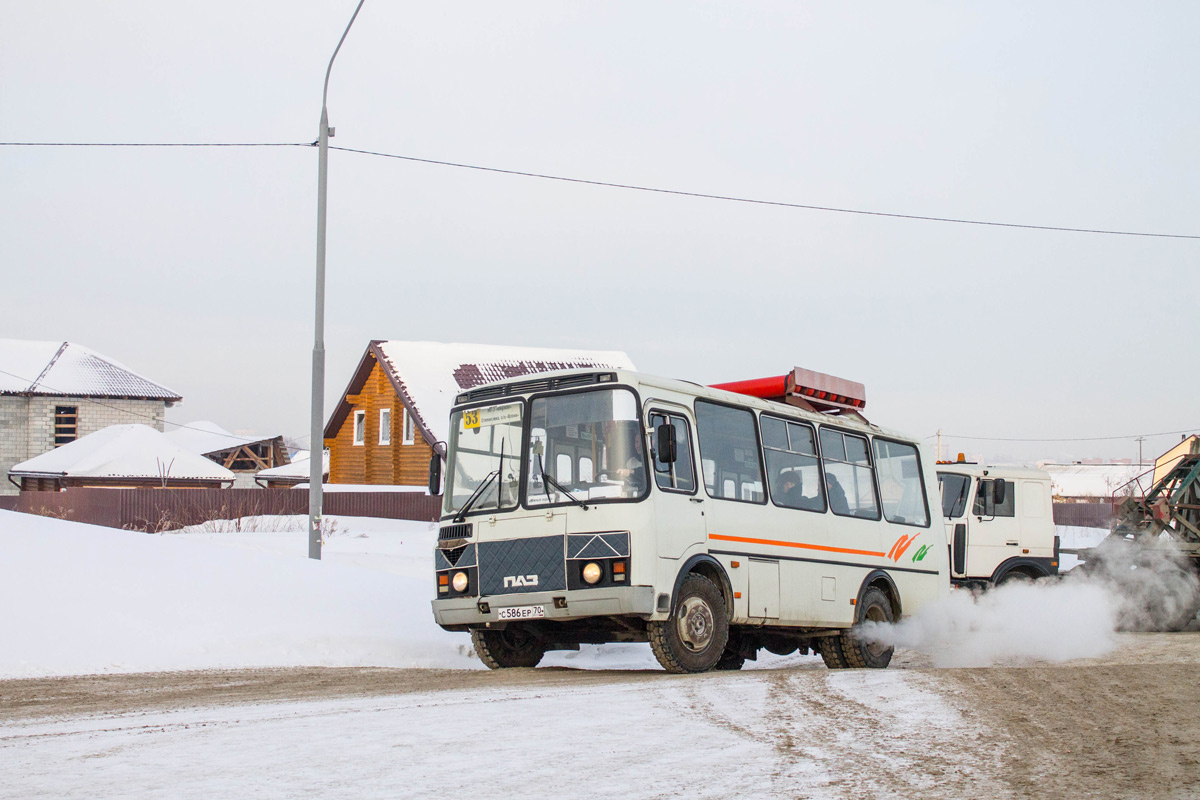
<box><xmin>762</xmin><ymin>414</ymin><xmax>826</xmax><ymax>513</ymax></box>
<box><xmin>696</xmin><ymin>400</ymin><xmax>766</xmax><ymax>504</ymax></box>
<box><xmin>819</xmin><ymin>428</ymin><xmax>880</xmax><ymax>520</ymax></box>
<box><xmin>872</xmin><ymin>439</ymin><xmax>929</xmax><ymax>527</ymax></box>
<box><xmin>649</xmin><ymin>412</ymin><xmax>696</xmax><ymax>493</ymax></box>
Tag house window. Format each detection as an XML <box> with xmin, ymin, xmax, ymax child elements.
<box><xmin>402</xmin><ymin>408</ymin><xmax>416</xmax><ymax>445</ymax></box>
<box><xmin>379</xmin><ymin>408</ymin><xmax>392</xmax><ymax>445</ymax></box>
<box><xmin>353</xmin><ymin>410</ymin><xmax>365</xmax><ymax>445</ymax></box>
<box><xmin>54</xmin><ymin>406</ymin><xmax>78</xmax><ymax>446</ymax></box>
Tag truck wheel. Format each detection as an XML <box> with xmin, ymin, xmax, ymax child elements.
<box><xmin>649</xmin><ymin>573</ymin><xmax>729</xmax><ymax>673</ymax></box>
<box><xmin>470</xmin><ymin>626</ymin><xmax>546</xmax><ymax>669</ymax></box>
<box><xmin>821</xmin><ymin>587</ymin><xmax>895</xmax><ymax>669</ymax></box>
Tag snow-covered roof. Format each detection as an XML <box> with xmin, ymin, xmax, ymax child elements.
<box><xmin>257</xmin><ymin>450</ymin><xmax>330</xmax><ymax>480</ymax></box>
<box><xmin>166</xmin><ymin>421</ymin><xmax>279</xmax><ymax>456</ymax></box>
<box><xmin>327</xmin><ymin>341</ymin><xmax>635</xmax><ymax>446</ymax></box>
<box><xmin>1037</xmin><ymin>462</ymin><xmax>1148</xmax><ymax>498</ymax></box>
<box><xmin>0</xmin><ymin>339</ymin><xmax>181</xmax><ymax>401</ymax></box>
<box><xmin>10</xmin><ymin>424</ymin><xmax>234</xmax><ymax>482</ymax></box>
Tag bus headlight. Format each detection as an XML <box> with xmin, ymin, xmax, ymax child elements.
<box><xmin>452</xmin><ymin>571</ymin><xmax>469</xmax><ymax>592</ymax></box>
<box><xmin>582</xmin><ymin>562</ymin><xmax>603</xmax><ymax>585</ymax></box>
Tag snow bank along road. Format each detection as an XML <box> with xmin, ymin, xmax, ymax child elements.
<box><xmin>4</xmin><ymin>634</ymin><xmax>1200</xmax><ymax>800</ymax></box>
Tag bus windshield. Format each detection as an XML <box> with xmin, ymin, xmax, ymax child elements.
<box><xmin>526</xmin><ymin>387</ymin><xmax>647</xmax><ymax>506</ymax></box>
<box><xmin>443</xmin><ymin>401</ymin><xmax>524</xmax><ymax>518</ymax></box>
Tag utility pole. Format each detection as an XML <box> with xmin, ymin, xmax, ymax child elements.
<box><xmin>309</xmin><ymin>0</ymin><xmax>367</xmax><ymax>560</ymax></box>
<box><xmin>1135</xmin><ymin>436</ymin><xmax>1146</xmax><ymax>468</ymax></box>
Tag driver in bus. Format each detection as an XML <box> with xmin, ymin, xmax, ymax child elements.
<box><xmin>606</xmin><ymin>420</ymin><xmax>646</xmax><ymax>493</ymax></box>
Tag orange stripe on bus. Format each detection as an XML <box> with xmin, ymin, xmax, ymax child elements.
<box><xmin>708</xmin><ymin>533</ymin><xmax>886</xmax><ymax>558</ymax></box>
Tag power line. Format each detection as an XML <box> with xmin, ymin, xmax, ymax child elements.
<box><xmin>0</xmin><ymin>141</ymin><xmax>310</xmax><ymax>148</ymax></box>
<box><xmin>939</xmin><ymin>427</ymin><xmax>1197</xmax><ymax>443</ymax></box>
<box><xmin>329</xmin><ymin>145</ymin><xmax>1200</xmax><ymax>240</ymax></box>
<box><xmin>4</xmin><ymin>140</ymin><xmax>1198</xmax><ymax>240</ymax></box>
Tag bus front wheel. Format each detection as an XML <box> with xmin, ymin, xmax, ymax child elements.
<box><xmin>649</xmin><ymin>573</ymin><xmax>730</xmax><ymax>673</ymax></box>
<box><xmin>471</xmin><ymin>626</ymin><xmax>546</xmax><ymax>669</ymax></box>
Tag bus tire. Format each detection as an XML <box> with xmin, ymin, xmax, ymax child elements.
<box><xmin>823</xmin><ymin>587</ymin><xmax>895</xmax><ymax>670</ymax></box>
<box><xmin>470</xmin><ymin>626</ymin><xmax>546</xmax><ymax>669</ymax></box>
<box><xmin>714</xmin><ymin>631</ymin><xmax>748</xmax><ymax>671</ymax></box>
<box><xmin>649</xmin><ymin>573</ymin><xmax>729</xmax><ymax>673</ymax></box>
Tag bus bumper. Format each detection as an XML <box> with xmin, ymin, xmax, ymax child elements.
<box><xmin>432</xmin><ymin>585</ymin><xmax>656</xmax><ymax>630</ymax></box>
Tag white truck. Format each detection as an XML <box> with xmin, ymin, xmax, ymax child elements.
<box><xmin>935</xmin><ymin>459</ymin><xmax>1060</xmax><ymax>587</ymax></box>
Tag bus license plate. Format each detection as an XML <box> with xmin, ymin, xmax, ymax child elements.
<box><xmin>497</xmin><ymin>605</ymin><xmax>545</xmax><ymax>620</ymax></box>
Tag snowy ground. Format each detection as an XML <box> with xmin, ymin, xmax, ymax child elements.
<box><xmin>0</xmin><ymin>511</ymin><xmax>819</xmax><ymax>679</ymax></box>
<box><xmin>2</xmin><ymin>511</ymin><xmax>1141</xmax><ymax>799</ymax></box>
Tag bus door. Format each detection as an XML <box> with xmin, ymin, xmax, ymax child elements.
<box><xmin>646</xmin><ymin>406</ymin><xmax>705</xmax><ymax>560</ymax></box>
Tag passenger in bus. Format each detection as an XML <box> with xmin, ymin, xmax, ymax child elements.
<box><xmin>825</xmin><ymin>471</ymin><xmax>850</xmax><ymax>515</ymax></box>
<box><xmin>777</xmin><ymin>471</ymin><xmax>807</xmax><ymax>508</ymax></box>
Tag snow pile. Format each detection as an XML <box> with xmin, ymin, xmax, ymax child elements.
<box><xmin>0</xmin><ymin>511</ymin><xmax>473</xmax><ymax>678</ymax></box>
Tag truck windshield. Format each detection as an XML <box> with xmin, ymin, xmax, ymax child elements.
<box><xmin>443</xmin><ymin>402</ymin><xmax>524</xmax><ymax>518</ymax></box>
<box><xmin>938</xmin><ymin>472</ymin><xmax>971</xmax><ymax>518</ymax></box>
<box><xmin>526</xmin><ymin>387</ymin><xmax>647</xmax><ymax>506</ymax></box>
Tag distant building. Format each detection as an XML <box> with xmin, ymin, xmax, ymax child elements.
<box><xmin>1037</xmin><ymin>460</ymin><xmax>1146</xmax><ymax>503</ymax></box>
<box><xmin>9</xmin><ymin>424</ymin><xmax>233</xmax><ymax>491</ymax></box>
<box><xmin>255</xmin><ymin>450</ymin><xmax>329</xmax><ymax>489</ymax></box>
<box><xmin>166</xmin><ymin>421</ymin><xmax>290</xmax><ymax>489</ymax></box>
<box><xmin>323</xmin><ymin>341</ymin><xmax>635</xmax><ymax>489</ymax></box>
<box><xmin>0</xmin><ymin>340</ymin><xmax>181</xmax><ymax>495</ymax></box>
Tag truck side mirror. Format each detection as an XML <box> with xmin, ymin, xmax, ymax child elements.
<box><xmin>428</xmin><ymin>454</ymin><xmax>442</xmax><ymax>495</ymax></box>
<box><xmin>993</xmin><ymin>479</ymin><xmax>1007</xmax><ymax>505</ymax></box>
<box><xmin>656</xmin><ymin>423</ymin><xmax>678</xmax><ymax>464</ymax></box>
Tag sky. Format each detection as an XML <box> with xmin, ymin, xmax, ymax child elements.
<box><xmin>2</xmin><ymin>2</ymin><xmax>1197</xmax><ymax>465</ymax></box>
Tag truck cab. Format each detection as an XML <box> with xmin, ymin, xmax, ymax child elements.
<box><xmin>936</xmin><ymin>461</ymin><xmax>1059</xmax><ymax>587</ymax></box>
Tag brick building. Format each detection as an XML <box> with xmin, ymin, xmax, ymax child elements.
<box><xmin>323</xmin><ymin>341</ymin><xmax>635</xmax><ymax>488</ymax></box>
<box><xmin>0</xmin><ymin>340</ymin><xmax>181</xmax><ymax>495</ymax></box>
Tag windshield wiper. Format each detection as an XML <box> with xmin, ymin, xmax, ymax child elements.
<box><xmin>454</xmin><ymin>439</ymin><xmax>507</xmax><ymax>522</ymax></box>
<box><xmin>537</xmin><ymin>454</ymin><xmax>589</xmax><ymax>510</ymax></box>
<box><xmin>454</xmin><ymin>470</ymin><xmax>498</xmax><ymax>522</ymax></box>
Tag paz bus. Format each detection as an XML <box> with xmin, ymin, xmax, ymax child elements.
<box><xmin>430</xmin><ymin>366</ymin><xmax>950</xmax><ymax>673</ymax></box>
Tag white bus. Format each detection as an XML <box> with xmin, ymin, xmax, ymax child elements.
<box><xmin>430</xmin><ymin>367</ymin><xmax>949</xmax><ymax>673</ymax></box>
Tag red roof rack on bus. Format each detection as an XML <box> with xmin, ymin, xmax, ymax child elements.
<box><xmin>709</xmin><ymin>367</ymin><xmax>868</xmax><ymax>421</ymax></box>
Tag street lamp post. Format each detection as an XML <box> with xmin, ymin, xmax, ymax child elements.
<box><xmin>310</xmin><ymin>0</ymin><xmax>366</xmax><ymax>560</ymax></box>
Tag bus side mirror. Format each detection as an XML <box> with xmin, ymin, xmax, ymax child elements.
<box><xmin>993</xmin><ymin>480</ymin><xmax>1006</xmax><ymax>505</ymax></box>
<box><xmin>428</xmin><ymin>454</ymin><xmax>442</xmax><ymax>495</ymax></box>
<box><xmin>656</xmin><ymin>423</ymin><xmax>678</xmax><ymax>464</ymax></box>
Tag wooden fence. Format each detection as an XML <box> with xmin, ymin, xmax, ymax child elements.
<box><xmin>0</xmin><ymin>488</ymin><xmax>441</xmax><ymax>532</ymax></box>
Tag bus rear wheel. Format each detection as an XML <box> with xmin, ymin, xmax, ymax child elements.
<box><xmin>649</xmin><ymin>573</ymin><xmax>729</xmax><ymax>673</ymax></box>
<box><xmin>471</xmin><ymin>626</ymin><xmax>546</xmax><ymax>669</ymax></box>
<box><xmin>821</xmin><ymin>587</ymin><xmax>895</xmax><ymax>670</ymax></box>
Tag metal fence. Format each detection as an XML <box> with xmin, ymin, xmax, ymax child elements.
<box><xmin>1052</xmin><ymin>502</ymin><xmax>1115</xmax><ymax>529</ymax></box>
<box><xmin>2</xmin><ymin>488</ymin><xmax>441</xmax><ymax>532</ymax></box>
<box><xmin>0</xmin><ymin>489</ymin><xmax>1115</xmax><ymax>533</ymax></box>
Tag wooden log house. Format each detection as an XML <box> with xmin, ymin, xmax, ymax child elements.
<box><xmin>323</xmin><ymin>341</ymin><xmax>636</xmax><ymax>489</ymax></box>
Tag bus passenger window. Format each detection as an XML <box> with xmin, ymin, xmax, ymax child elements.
<box><xmin>872</xmin><ymin>439</ymin><xmax>929</xmax><ymax>527</ymax></box>
<box><xmin>762</xmin><ymin>415</ymin><xmax>826</xmax><ymax>513</ymax></box>
<box><xmin>650</xmin><ymin>412</ymin><xmax>696</xmax><ymax>493</ymax></box>
<box><xmin>696</xmin><ymin>401</ymin><xmax>766</xmax><ymax>503</ymax></box>
<box><xmin>819</xmin><ymin>428</ymin><xmax>880</xmax><ymax>520</ymax></box>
